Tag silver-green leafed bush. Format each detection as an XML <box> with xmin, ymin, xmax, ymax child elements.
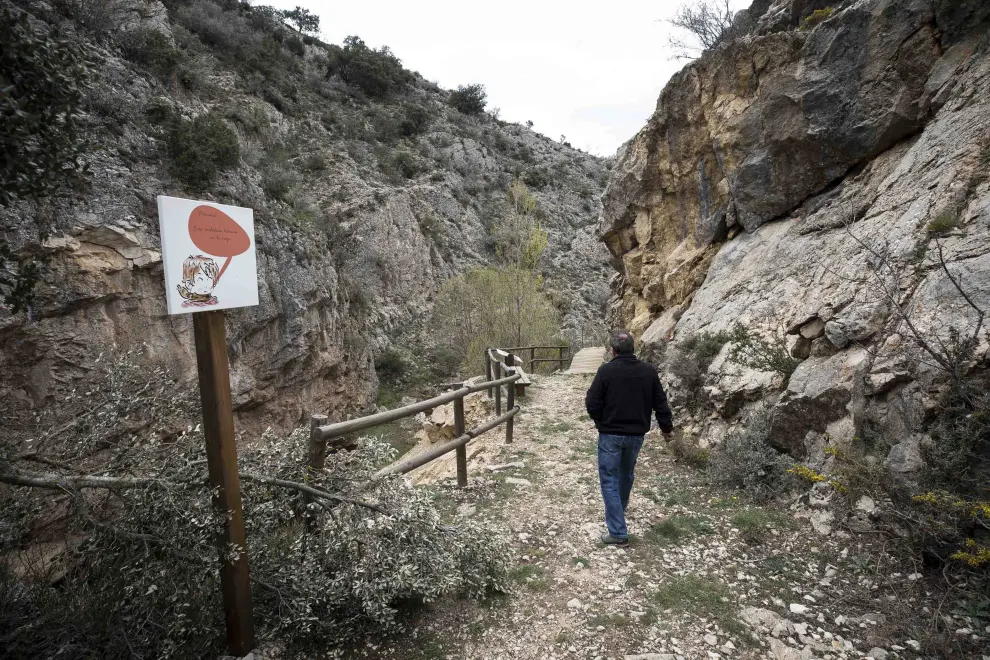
<box><xmin>707</xmin><ymin>406</ymin><xmax>797</xmax><ymax>501</ymax></box>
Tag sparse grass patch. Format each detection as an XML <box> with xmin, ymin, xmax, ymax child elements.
<box><xmin>587</xmin><ymin>612</ymin><xmax>631</xmax><ymax>628</ymax></box>
<box><xmin>730</xmin><ymin>508</ymin><xmax>793</xmax><ymax>544</ymax></box>
<box><xmin>648</xmin><ymin>485</ymin><xmax>693</xmax><ymax>507</ymax></box>
<box><xmin>653</xmin><ymin>575</ymin><xmax>751</xmax><ymax>641</ymax></box>
<box><xmin>539</xmin><ymin>420</ymin><xmax>573</xmax><ymax>434</ymax></box>
<box><xmin>709</xmin><ymin>496</ymin><xmax>741</xmax><ymax>509</ymax></box>
<box><xmin>645</xmin><ymin>514</ymin><xmax>713</xmax><ymax>546</ymax></box>
<box><xmin>509</xmin><ymin>563</ymin><xmax>550</xmax><ymax>592</ymax></box>
<box><xmin>653</xmin><ymin>574</ymin><xmax>732</xmax><ymax>613</ymax></box>
<box><xmin>571</xmin><ymin>556</ymin><xmax>590</xmax><ymax>568</ymax></box>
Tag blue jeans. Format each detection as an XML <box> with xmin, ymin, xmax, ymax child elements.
<box><xmin>598</xmin><ymin>433</ymin><xmax>644</xmax><ymax>540</ymax></box>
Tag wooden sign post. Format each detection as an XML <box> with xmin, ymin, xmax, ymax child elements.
<box><xmin>194</xmin><ymin>310</ymin><xmax>254</xmax><ymax>655</ymax></box>
<box><xmin>158</xmin><ymin>196</ymin><xmax>259</xmax><ymax>656</ymax></box>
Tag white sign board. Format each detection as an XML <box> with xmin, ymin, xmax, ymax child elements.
<box><xmin>157</xmin><ymin>196</ymin><xmax>259</xmax><ymax>315</ymax></box>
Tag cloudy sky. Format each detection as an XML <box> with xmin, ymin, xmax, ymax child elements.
<box><xmin>265</xmin><ymin>0</ymin><xmax>749</xmax><ymax>157</ymax></box>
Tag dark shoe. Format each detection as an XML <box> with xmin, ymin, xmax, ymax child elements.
<box><xmin>601</xmin><ymin>533</ymin><xmax>629</xmax><ymax>548</ymax></box>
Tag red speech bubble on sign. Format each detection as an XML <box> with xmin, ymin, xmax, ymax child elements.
<box><xmin>188</xmin><ymin>205</ymin><xmax>251</xmax><ymax>283</ymax></box>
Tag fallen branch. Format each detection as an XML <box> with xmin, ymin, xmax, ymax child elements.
<box><xmin>0</xmin><ymin>465</ymin><xmax>184</xmax><ymax>491</ymax></box>
<box><xmin>0</xmin><ymin>465</ymin><xmax>388</xmax><ymax>514</ymax></box>
<box><xmin>239</xmin><ymin>473</ymin><xmax>387</xmax><ymax>514</ymax></box>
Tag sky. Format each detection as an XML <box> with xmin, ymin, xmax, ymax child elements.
<box><xmin>264</xmin><ymin>0</ymin><xmax>750</xmax><ymax>157</ymax></box>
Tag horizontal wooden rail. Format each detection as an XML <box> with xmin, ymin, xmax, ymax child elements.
<box><xmin>373</xmin><ymin>406</ymin><xmax>520</xmax><ymax>478</ymax></box>
<box><xmin>313</xmin><ymin>373</ymin><xmax>520</xmax><ymax>441</ymax></box>
<box><xmin>308</xmin><ymin>349</ymin><xmax>525</xmax><ymax>496</ymax></box>
<box><xmin>500</xmin><ymin>345</ymin><xmax>571</xmax><ymax>351</ymax></box>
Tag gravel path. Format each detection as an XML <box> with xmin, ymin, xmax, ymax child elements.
<box><xmin>357</xmin><ymin>374</ymin><xmax>987</xmax><ymax>660</ymax></box>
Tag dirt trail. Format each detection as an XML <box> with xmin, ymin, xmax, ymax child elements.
<box><xmin>359</xmin><ymin>374</ymin><xmax>976</xmax><ymax>660</ymax></box>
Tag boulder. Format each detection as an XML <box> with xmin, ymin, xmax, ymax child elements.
<box><xmin>767</xmin><ymin>350</ymin><xmax>866</xmax><ymax>458</ymax></box>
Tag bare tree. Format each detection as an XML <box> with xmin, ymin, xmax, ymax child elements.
<box><xmin>666</xmin><ymin>0</ymin><xmax>736</xmax><ymax>59</ymax></box>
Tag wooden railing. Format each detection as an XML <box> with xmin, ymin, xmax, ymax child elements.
<box><xmin>308</xmin><ymin>352</ymin><xmax>522</xmax><ymax>489</ymax></box>
<box><xmin>494</xmin><ymin>344</ymin><xmax>571</xmax><ymax>374</ymax></box>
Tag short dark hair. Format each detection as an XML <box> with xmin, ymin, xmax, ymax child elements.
<box><xmin>610</xmin><ymin>330</ymin><xmax>634</xmax><ymax>355</ymax></box>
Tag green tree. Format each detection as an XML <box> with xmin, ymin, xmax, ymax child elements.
<box><xmin>281</xmin><ymin>6</ymin><xmax>320</xmax><ymax>35</ymax></box>
<box><xmin>492</xmin><ymin>179</ymin><xmax>549</xmax><ymax>346</ymax></box>
<box><xmin>326</xmin><ymin>36</ymin><xmax>411</xmax><ymax>99</ymax></box>
<box><xmin>431</xmin><ymin>268</ymin><xmax>561</xmax><ymax>374</ymax></box>
<box><xmin>448</xmin><ymin>84</ymin><xmax>487</xmax><ymax>115</ymax></box>
<box><xmin>0</xmin><ymin>8</ymin><xmax>91</xmax><ymax>205</ymax></box>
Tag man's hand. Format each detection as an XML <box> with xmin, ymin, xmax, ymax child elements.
<box><xmin>662</xmin><ymin>431</ymin><xmax>674</xmax><ymax>444</ymax></box>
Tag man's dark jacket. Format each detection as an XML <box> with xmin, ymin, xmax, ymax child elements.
<box><xmin>585</xmin><ymin>354</ymin><xmax>673</xmax><ymax>436</ymax></box>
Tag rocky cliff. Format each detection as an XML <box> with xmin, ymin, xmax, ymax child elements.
<box><xmin>601</xmin><ymin>0</ymin><xmax>990</xmax><ymax>469</ymax></box>
<box><xmin>0</xmin><ymin>0</ymin><xmax>610</xmax><ymax>432</ymax></box>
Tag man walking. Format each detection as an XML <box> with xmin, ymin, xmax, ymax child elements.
<box><xmin>585</xmin><ymin>331</ymin><xmax>674</xmax><ymax>547</ymax></box>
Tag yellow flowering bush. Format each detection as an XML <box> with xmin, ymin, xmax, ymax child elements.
<box><xmin>789</xmin><ymin>464</ymin><xmax>827</xmax><ymax>483</ymax></box>
<box><xmin>951</xmin><ymin>539</ymin><xmax>990</xmax><ymax>567</ymax></box>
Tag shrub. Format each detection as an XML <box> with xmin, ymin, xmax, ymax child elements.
<box><xmin>927</xmin><ymin>210</ymin><xmax>962</xmax><ymax>236</ymax></box>
<box><xmin>418</xmin><ymin>213</ymin><xmax>442</xmax><ymax>239</ymax></box>
<box><xmin>144</xmin><ymin>102</ymin><xmax>179</xmax><ymax>135</ymax></box>
<box><xmin>326</xmin><ymin>36</ymin><xmax>411</xmax><ymax>99</ymax></box>
<box><xmin>53</xmin><ymin>0</ymin><xmax>126</xmax><ymax>40</ymax></box>
<box><xmin>679</xmin><ymin>327</ymin><xmax>741</xmax><ymax>371</ymax></box>
<box><xmin>0</xmin><ymin>433</ymin><xmax>509</xmax><ymax>657</ymax></box>
<box><xmin>923</xmin><ymin>377</ymin><xmax>990</xmax><ymax>495</ymax></box>
<box><xmin>728</xmin><ymin>323</ymin><xmax>801</xmax><ymax>380</ymax></box>
<box><xmin>166</xmin><ymin>113</ymin><xmax>240</xmax><ymax>189</ymax></box>
<box><xmin>448</xmin><ymin>84</ymin><xmax>487</xmax><ymax>115</ymax></box>
<box><xmin>669</xmin><ymin>433</ymin><xmax>710</xmax><ymax>468</ymax></box>
<box><xmin>800</xmin><ymin>6</ymin><xmax>833</xmax><ymax>30</ymax></box>
<box><xmin>375</xmin><ymin>347</ymin><xmax>408</xmax><ymax>382</ymax></box>
<box><xmin>707</xmin><ymin>406</ymin><xmax>797</xmax><ymax>501</ymax></box>
<box><xmin>227</xmin><ymin>103</ymin><xmax>270</xmax><ymax>138</ymax></box>
<box><xmin>522</xmin><ymin>167</ymin><xmax>550</xmax><ymax>190</ymax></box>
<box><xmin>0</xmin><ymin>241</ymin><xmax>46</xmax><ymax>314</ymax></box>
<box><xmin>118</xmin><ymin>28</ymin><xmax>182</xmax><ymax>78</ymax></box>
<box><xmin>302</xmin><ymin>153</ymin><xmax>327</xmax><ymax>171</ymax></box>
<box><xmin>284</xmin><ymin>34</ymin><xmax>305</xmax><ymax>57</ymax></box>
<box><xmin>1</xmin><ymin>8</ymin><xmax>92</xmax><ymax>205</ymax></box>
<box><xmin>379</xmin><ymin>149</ymin><xmax>421</xmax><ymax>180</ymax></box>
<box><xmin>261</xmin><ymin>166</ymin><xmax>295</xmax><ymax>201</ymax></box>
<box><xmin>399</xmin><ymin>103</ymin><xmax>433</xmax><ymax>137</ymax></box>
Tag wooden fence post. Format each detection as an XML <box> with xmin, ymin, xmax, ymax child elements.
<box><xmin>485</xmin><ymin>348</ymin><xmax>493</xmax><ymax>398</ymax></box>
<box><xmin>559</xmin><ymin>345</ymin><xmax>565</xmax><ymax>370</ymax></box>
<box><xmin>192</xmin><ymin>310</ymin><xmax>254</xmax><ymax>656</ymax></box>
<box><xmin>505</xmin><ymin>353</ymin><xmax>515</xmax><ymax>444</ymax></box>
<box><xmin>530</xmin><ymin>347</ymin><xmax>536</xmax><ymax>373</ymax></box>
<box><xmin>494</xmin><ymin>358</ymin><xmax>502</xmax><ymax>415</ymax></box>
<box><xmin>454</xmin><ymin>396</ymin><xmax>467</xmax><ymax>487</ymax></box>
<box><xmin>305</xmin><ymin>414</ymin><xmax>328</xmax><ymax>528</ymax></box>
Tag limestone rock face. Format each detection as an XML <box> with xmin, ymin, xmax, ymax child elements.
<box><xmin>601</xmin><ymin>0</ymin><xmax>990</xmax><ymax>463</ymax></box>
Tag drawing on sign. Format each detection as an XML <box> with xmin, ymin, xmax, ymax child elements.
<box><xmin>158</xmin><ymin>196</ymin><xmax>259</xmax><ymax>315</ymax></box>
<box><xmin>177</xmin><ymin>255</ymin><xmax>221</xmax><ymax>307</ymax></box>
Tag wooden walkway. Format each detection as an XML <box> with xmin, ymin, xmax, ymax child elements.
<box><xmin>563</xmin><ymin>347</ymin><xmax>605</xmax><ymax>374</ymax></box>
